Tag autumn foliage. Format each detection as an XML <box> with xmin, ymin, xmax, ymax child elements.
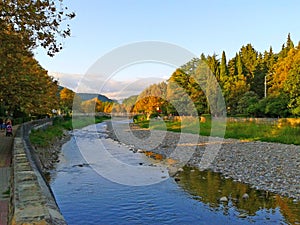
<box><xmin>0</xmin><ymin>0</ymin><xmax>74</xmax><ymax>118</ymax></box>
<box><xmin>130</xmin><ymin>34</ymin><xmax>300</xmax><ymax>118</ymax></box>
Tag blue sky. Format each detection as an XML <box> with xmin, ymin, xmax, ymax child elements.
<box><xmin>34</xmin><ymin>0</ymin><xmax>300</xmax><ymax>98</ymax></box>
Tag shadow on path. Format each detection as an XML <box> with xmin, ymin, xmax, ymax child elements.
<box><xmin>0</xmin><ymin>126</ymin><xmax>18</xmax><ymax>225</ymax></box>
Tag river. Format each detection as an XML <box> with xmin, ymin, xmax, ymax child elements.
<box><xmin>49</xmin><ymin>122</ymin><xmax>300</xmax><ymax>225</ymax></box>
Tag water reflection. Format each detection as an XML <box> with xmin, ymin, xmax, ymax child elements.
<box><xmin>176</xmin><ymin>167</ymin><xmax>300</xmax><ymax>224</ymax></box>
<box><xmin>50</xmin><ymin>123</ymin><xmax>300</xmax><ymax>224</ymax></box>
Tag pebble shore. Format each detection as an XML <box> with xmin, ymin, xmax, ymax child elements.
<box><xmin>106</xmin><ymin>121</ymin><xmax>300</xmax><ymax>200</ymax></box>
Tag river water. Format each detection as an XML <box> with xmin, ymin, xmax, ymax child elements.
<box><xmin>49</xmin><ymin>122</ymin><xmax>300</xmax><ymax>225</ymax></box>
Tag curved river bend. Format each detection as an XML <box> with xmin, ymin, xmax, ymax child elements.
<box><xmin>49</xmin><ymin>123</ymin><xmax>300</xmax><ymax>225</ymax></box>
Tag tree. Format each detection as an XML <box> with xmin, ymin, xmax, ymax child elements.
<box><xmin>195</xmin><ymin>56</ymin><xmax>225</xmax><ymax>116</ymax></box>
<box><xmin>253</xmin><ymin>94</ymin><xmax>289</xmax><ymax>118</ymax></box>
<box><xmin>264</xmin><ymin>95</ymin><xmax>289</xmax><ymax>117</ymax></box>
<box><xmin>0</xmin><ymin>0</ymin><xmax>75</xmax><ymax>117</ymax></box>
<box><xmin>237</xmin><ymin>91</ymin><xmax>259</xmax><ymax>115</ymax></box>
<box><xmin>222</xmin><ymin>54</ymin><xmax>249</xmax><ymax>114</ymax></box>
<box><xmin>0</xmin><ymin>55</ymin><xmax>59</xmax><ymax>116</ymax></box>
<box><xmin>206</xmin><ymin>54</ymin><xmax>220</xmax><ymax>81</ymax></box>
<box><xmin>111</xmin><ymin>103</ymin><xmax>126</xmax><ymax>115</ymax></box>
<box><xmin>236</xmin><ymin>54</ymin><xmax>244</xmax><ymax>77</ymax></box>
<box><xmin>219</xmin><ymin>51</ymin><xmax>228</xmax><ymax>86</ymax></box>
<box><xmin>181</xmin><ymin>58</ymin><xmax>208</xmax><ymax>115</ymax></box>
<box><xmin>286</xmin><ymin>33</ymin><xmax>295</xmax><ymax>50</ymax></box>
<box><xmin>187</xmin><ymin>76</ymin><xmax>208</xmax><ymax>115</ymax></box>
<box><xmin>132</xmin><ymin>34</ymin><xmax>300</xmax><ymax>118</ymax></box>
<box><xmin>251</xmin><ymin>54</ymin><xmax>268</xmax><ymax>98</ymax></box>
<box><xmin>134</xmin><ymin>82</ymin><xmax>167</xmax><ymax>119</ymax></box>
<box><xmin>166</xmin><ymin>69</ymin><xmax>194</xmax><ymax>116</ymax></box>
<box><xmin>103</xmin><ymin>102</ymin><xmax>113</xmax><ymax>113</ymax></box>
<box><xmin>60</xmin><ymin>87</ymin><xmax>75</xmax><ymax>114</ymax></box>
<box><xmin>81</xmin><ymin>98</ymin><xmax>97</xmax><ymax>114</ymax></box>
<box><xmin>228</xmin><ymin>54</ymin><xmax>237</xmax><ymax>77</ymax></box>
<box><xmin>278</xmin><ymin>33</ymin><xmax>295</xmax><ymax>59</ymax></box>
<box><xmin>269</xmin><ymin>48</ymin><xmax>297</xmax><ymax>96</ymax></box>
<box><xmin>284</xmin><ymin>50</ymin><xmax>300</xmax><ymax>115</ymax></box>
<box><xmin>122</xmin><ymin>95</ymin><xmax>138</xmax><ymax>113</ymax></box>
<box><xmin>0</xmin><ymin>32</ymin><xmax>60</xmax><ymax>116</ymax></box>
<box><xmin>263</xmin><ymin>47</ymin><xmax>277</xmax><ymax>71</ymax></box>
<box><xmin>180</xmin><ymin>57</ymin><xmax>200</xmax><ymax>75</ymax></box>
<box><xmin>0</xmin><ymin>0</ymin><xmax>75</xmax><ymax>56</ymax></box>
<box><xmin>239</xmin><ymin>44</ymin><xmax>258</xmax><ymax>86</ymax></box>
<box><xmin>222</xmin><ymin>74</ymin><xmax>248</xmax><ymax>115</ymax></box>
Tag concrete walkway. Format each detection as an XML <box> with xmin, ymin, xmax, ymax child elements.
<box><xmin>0</xmin><ymin>127</ymin><xmax>17</xmax><ymax>225</ymax></box>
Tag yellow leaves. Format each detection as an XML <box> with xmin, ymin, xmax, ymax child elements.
<box><xmin>0</xmin><ymin>52</ymin><xmax>59</xmax><ymax>115</ymax></box>
<box><xmin>81</xmin><ymin>99</ymin><xmax>96</xmax><ymax>113</ymax></box>
<box><xmin>269</xmin><ymin>48</ymin><xmax>300</xmax><ymax>96</ymax></box>
<box><xmin>77</xmin><ymin>97</ymin><xmax>114</xmax><ymax>114</ymax></box>
<box><xmin>60</xmin><ymin>87</ymin><xmax>74</xmax><ymax>100</ymax></box>
<box><xmin>133</xmin><ymin>82</ymin><xmax>167</xmax><ymax>115</ymax></box>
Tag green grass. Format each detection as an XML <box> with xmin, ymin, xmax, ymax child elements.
<box><xmin>30</xmin><ymin>123</ymin><xmax>64</xmax><ymax>147</ymax></box>
<box><xmin>30</xmin><ymin>116</ymin><xmax>110</xmax><ymax>147</ymax></box>
<box><xmin>263</xmin><ymin>125</ymin><xmax>300</xmax><ymax>145</ymax></box>
<box><xmin>135</xmin><ymin>117</ymin><xmax>300</xmax><ymax>145</ymax></box>
<box><xmin>225</xmin><ymin>121</ymin><xmax>271</xmax><ymax>141</ymax></box>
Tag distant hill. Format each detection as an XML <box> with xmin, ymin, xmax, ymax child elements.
<box><xmin>122</xmin><ymin>95</ymin><xmax>138</xmax><ymax>105</ymax></box>
<box><xmin>77</xmin><ymin>93</ymin><xmax>115</xmax><ymax>102</ymax></box>
<box><xmin>58</xmin><ymin>86</ymin><xmax>115</xmax><ymax>103</ymax></box>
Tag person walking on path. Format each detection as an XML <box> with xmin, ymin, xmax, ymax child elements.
<box><xmin>5</xmin><ymin>122</ymin><xmax>12</xmax><ymax>137</ymax></box>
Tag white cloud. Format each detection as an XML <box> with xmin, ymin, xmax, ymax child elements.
<box><xmin>49</xmin><ymin>72</ymin><xmax>167</xmax><ymax>100</ymax></box>
<box><xmin>49</xmin><ymin>72</ymin><xmax>82</xmax><ymax>92</ymax></box>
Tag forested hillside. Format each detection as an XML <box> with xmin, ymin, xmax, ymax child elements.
<box><xmin>129</xmin><ymin>34</ymin><xmax>300</xmax><ymax>118</ymax></box>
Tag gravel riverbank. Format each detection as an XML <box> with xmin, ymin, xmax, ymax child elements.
<box><xmin>106</xmin><ymin>120</ymin><xmax>300</xmax><ymax>200</ymax></box>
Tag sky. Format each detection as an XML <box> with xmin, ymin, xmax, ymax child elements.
<box><xmin>34</xmin><ymin>0</ymin><xmax>300</xmax><ymax>99</ymax></box>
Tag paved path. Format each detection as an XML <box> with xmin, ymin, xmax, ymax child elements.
<box><xmin>0</xmin><ymin>127</ymin><xmax>17</xmax><ymax>225</ymax></box>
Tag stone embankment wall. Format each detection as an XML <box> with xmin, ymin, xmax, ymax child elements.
<box><xmin>9</xmin><ymin>119</ymin><xmax>66</xmax><ymax>225</ymax></box>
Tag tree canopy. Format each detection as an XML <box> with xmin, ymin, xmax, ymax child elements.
<box><xmin>0</xmin><ymin>0</ymin><xmax>75</xmax><ymax>56</ymax></box>
<box><xmin>122</xmin><ymin>33</ymin><xmax>300</xmax><ymax>118</ymax></box>
<box><xmin>0</xmin><ymin>0</ymin><xmax>75</xmax><ymax>118</ymax></box>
